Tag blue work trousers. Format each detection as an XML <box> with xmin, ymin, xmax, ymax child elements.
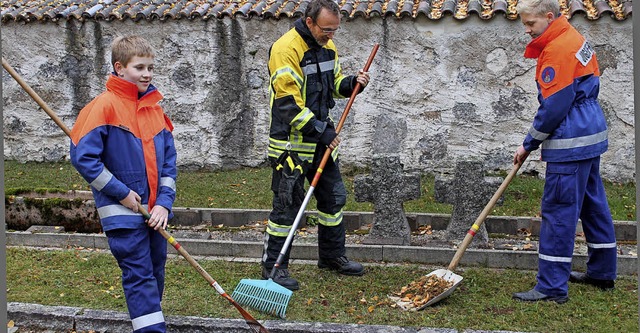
<box><xmin>106</xmin><ymin>227</ymin><xmax>168</xmax><ymax>332</ymax></box>
<box><xmin>535</xmin><ymin>157</ymin><xmax>617</xmax><ymax>297</ymax></box>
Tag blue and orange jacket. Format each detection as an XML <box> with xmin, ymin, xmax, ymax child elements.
<box><xmin>522</xmin><ymin>16</ymin><xmax>608</xmax><ymax>162</ymax></box>
<box><xmin>70</xmin><ymin>74</ymin><xmax>177</xmax><ymax>231</ymax></box>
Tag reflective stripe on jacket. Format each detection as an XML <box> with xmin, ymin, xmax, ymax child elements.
<box><xmin>522</xmin><ymin>16</ymin><xmax>608</xmax><ymax>162</ymax></box>
<box><xmin>70</xmin><ymin>75</ymin><xmax>177</xmax><ymax>231</ymax></box>
<box><xmin>268</xmin><ymin>18</ymin><xmax>359</xmax><ymax>162</ymax></box>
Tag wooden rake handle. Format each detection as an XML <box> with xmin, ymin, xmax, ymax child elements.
<box><xmin>2</xmin><ymin>58</ymin><xmax>71</xmax><ymax>137</ymax></box>
<box><xmin>310</xmin><ymin>43</ymin><xmax>379</xmax><ymax>187</ymax></box>
<box><xmin>2</xmin><ymin>57</ymin><xmax>268</xmax><ymax>333</ymax></box>
<box><xmin>447</xmin><ymin>161</ymin><xmax>524</xmax><ymax>271</ymax></box>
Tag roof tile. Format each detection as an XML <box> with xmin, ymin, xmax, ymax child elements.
<box><xmin>0</xmin><ymin>0</ymin><xmax>632</xmax><ymax>23</ymax></box>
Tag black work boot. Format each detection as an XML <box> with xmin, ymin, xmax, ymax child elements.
<box><xmin>569</xmin><ymin>271</ymin><xmax>615</xmax><ymax>291</ymax></box>
<box><xmin>262</xmin><ymin>266</ymin><xmax>299</xmax><ymax>291</ymax></box>
<box><xmin>318</xmin><ymin>256</ymin><xmax>365</xmax><ymax>276</ymax></box>
<box><xmin>512</xmin><ymin>289</ymin><xmax>568</xmax><ymax>304</ymax></box>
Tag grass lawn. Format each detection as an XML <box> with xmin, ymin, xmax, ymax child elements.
<box><xmin>6</xmin><ymin>247</ymin><xmax>638</xmax><ymax>332</ymax></box>
<box><xmin>4</xmin><ymin>160</ymin><xmax>639</xmax><ymax>331</ymax></box>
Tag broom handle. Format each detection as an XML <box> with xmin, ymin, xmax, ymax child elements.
<box><xmin>2</xmin><ymin>57</ymin><xmax>269</xmax><ymax>333</ymax></box>
<box><xmin>271</xmin><ymin>44</ymin><xmax>379</xmax><ymax>278</ymax></box>
<box><xmin>447</xmin><ymin>161</ymin><xmax>523</xmax><ymax>271</ymax></box>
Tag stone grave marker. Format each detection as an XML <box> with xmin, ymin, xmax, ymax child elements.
<box><xmin>435</xmin><ymin>160</ymin><xmax>503</xmax><ymax>244</ymax></box>
<box><xmin>354</xmin><ymin>154</ymin><xmax>421</xmax><ymax>245</ymax></box>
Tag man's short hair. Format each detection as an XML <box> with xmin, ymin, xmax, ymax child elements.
<box><xmin>111</xmin><ymin>35</ymin><xmax>154</xmax><ymax>69</ymax></box>
<box><xmin>305</xmin><ymin>0</ymin><xmax>340</xmax><ymax>22</ymax></box>
<box><xmin>516</xmin><ymin>0</ymin><xmax>560</xmax><ymax>17</ymax></box>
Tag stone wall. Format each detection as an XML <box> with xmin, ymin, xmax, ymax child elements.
<box><xmin>1</xmin><ymin>16</ymin><xmax>634</xmax><ymax>181</ymax></box>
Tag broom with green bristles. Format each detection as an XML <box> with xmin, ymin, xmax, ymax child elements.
<box><xmin>231</xmin><ymin>43</ymin><xmax>379</xmax><ymax>319</ymax></box>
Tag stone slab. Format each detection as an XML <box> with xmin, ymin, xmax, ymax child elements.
<box><xmin>9</xmin><ymin>301</ymin><xmax>525</xmax><ymax>333</ymax></box>
<box><xmin>7</xmin><ymin>302</ymin><xmax>79</xmax><ymax>331</ymax></box>
<box><xmin>171</xmin><ymin>209</ymin><xmax>637</xmax><ymax>241</ymax></box>
<box><xmin>26</xmin><ymin>225</ymin><xmax>65</xmax><ymax>233</ymax></box>
<box><xmin>6</xmin><ymin>232</ymin><xmax>637</xmax><ymax>275</ymax></box>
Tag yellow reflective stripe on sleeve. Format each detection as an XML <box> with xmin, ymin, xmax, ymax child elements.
<box><xmin>331</xmin><ymin>147</ymin><xmax>339</xmax><ymax>161</ymax></box>
<box><xmin>333</xmin><ymin>76</ymin><xmax>348</xmax><ymax>98</ymax></box>
<box><xmin>291</xmin><ymin>107</ymin><xmax>314</xmax><ymax>130</ymax></box>
<box><xmin>271</xmin><ymin>66</ymin><xmax>303</xmax><ymax>89</ymax></box>
<box><xmin>317</xmin><ymin>210</ymin><xmax>343</xmax><ymax>227</ymax></box>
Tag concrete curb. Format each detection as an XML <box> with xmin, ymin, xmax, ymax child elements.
<box><xmin>6</xmin><ymin>231</ymin><xmax>637</xmax><ymax>275</ymax></box>
<box><xmin>8</xmin><ymin>302</ymin><xmax>530</xmax><ymax>333</ymax></box>
<box><xmin>171</xmin><ymin>208</ymin><xmax>638</xmax><ymax>242</ymax></box>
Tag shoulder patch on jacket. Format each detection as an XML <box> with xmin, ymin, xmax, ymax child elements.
<box><xmin>540</xmin><ymin>66</ymin><xmax>556</xmax><ymax>85</ymax></box>
<box><xmin>575</xmin><ymin>40</ymin><xmax>595</xmax><ymax>66</ymax></box>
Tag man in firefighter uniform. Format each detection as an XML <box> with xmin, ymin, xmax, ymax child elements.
<box><xmin>262</xmin><ymin>0</ymin><xmax>371</xmax><ymax>290</ymax></box>
<box><xmin>512</xmin><ymin>0</ymin><xmax>617</xmax><ymax>303</ymax></box>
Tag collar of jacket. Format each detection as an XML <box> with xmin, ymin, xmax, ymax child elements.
<box><xmin>106</xmin><ymin>74</ymin><xmax>162</xmax><ymax>105</ymax></box>
<box><xmin>524</xmin><ymin>15</ymin><xmax>571</xmax><ymax>59</ymax></box>
<box><xmin>294</xmin><ymin>18</ymin><xmax>322</xmax><ymax>50</ymax></box>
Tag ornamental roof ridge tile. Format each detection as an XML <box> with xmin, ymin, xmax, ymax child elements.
<box><xmin>0</xmin><ymin>0</ymin><xmax>632</xmax><ymax>23</ymax></box>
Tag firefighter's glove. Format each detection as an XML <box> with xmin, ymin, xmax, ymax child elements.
<box><xmin>318</xmin><ymin>122</ymin><xmax>337</xmax><ymax>147</ymax></box>
<box><xmin>276</xmin><ymin>152</ymin><xmax>306</xmax><ymax>207</ymax></box>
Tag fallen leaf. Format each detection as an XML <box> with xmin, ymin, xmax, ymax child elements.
<box><xmin>306</xmin><ymin>298</ymin><xmax>313</xmax><ymax>305</ymax></box>
<box><xmin>367</xmin><ymin>305</ymin><xmax>376</xmax><ymax>313</ymax></box>
<box><xmin>7</xmin><ymin>320</ymin><xmax>14</xmax><ymax>328</ymax></box>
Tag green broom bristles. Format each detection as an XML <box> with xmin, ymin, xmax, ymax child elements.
<box><xmin>232</xmin><ymin>279</ymin><xmax>293</xmax><ymax>318</ymax></box>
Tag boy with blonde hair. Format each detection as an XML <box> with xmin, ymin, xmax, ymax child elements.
<box><xmin>70</xmin><ymin>35</ymin><xmax>177</xmax><ymax>332</ymax></box>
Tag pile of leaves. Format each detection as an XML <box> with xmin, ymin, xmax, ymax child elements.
<box><xmin>392</xmin><ymin>274</ymin><xmax>453</xmax><ymax>309</ymax></box>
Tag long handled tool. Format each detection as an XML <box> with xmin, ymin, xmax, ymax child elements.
<box><xmin>231</xmin><ymin>43</ymin><xmax>380</xmax><ymax>318</ymax></box>
<box><xmin>2</xmin><ymin>57</ymin><xmax>269</xmax><ymax>333</ymax></box>
<box><xmin>412</xmin><ymin>160</ymin><xmax>524</xmax><ymax>309</ymax></box>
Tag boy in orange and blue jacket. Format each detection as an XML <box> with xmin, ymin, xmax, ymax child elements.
<box><xmin>70</xmin><ymin>35</ymin><xmax>177</xmax><ymax>332</ymax></box>
<box><xmin>512</xmin><ymin>0</ymin><xmax>616</xmax><ymax>304</ymax></box>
